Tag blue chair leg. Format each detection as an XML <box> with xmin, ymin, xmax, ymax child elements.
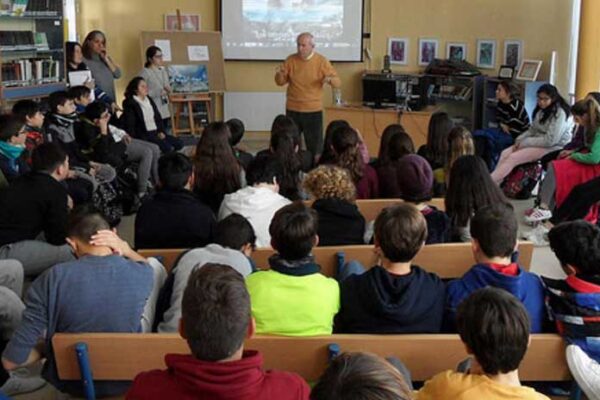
<box><xmin>328</xmin><ymin>343</ymin><xmax>340</xmax><ymax>362</ymax></box>
<box><xmin>569</xmin><ymin>380</ymin><xmax>582</xmax><ymax>400</ymax></box>
<box><xmin>75</xmin><ymin>342</ymin><xmax>96</xmax><ymax>400</ymax></box>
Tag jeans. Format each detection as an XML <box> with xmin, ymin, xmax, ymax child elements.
<box><xmin>473</xmin><ymin>128</ymin><xmax>514</xmax><ymax>171</ymax></box>
<box><xmin>0</xmin><ymin>242</ymin><xmax>74</xmax><ymax>277</ymax></box>
<box><xmin>336</xmin><ymin>260</ymin><xmax>366</xmax><ymax>282</ymax></box>
<box><xmin>286</xmin><ymin>110</ymin><xmax>323</xmax><ymax>159</ymax></box>
<box><xmin>0</xmin><ymin>260</ymin><xmax>25</xmax><ymax>341</ymax></box>
<box><xmin>127</xmin><ymin>138</ymin><xmax>160</xmax><ymax>192</ymax></box>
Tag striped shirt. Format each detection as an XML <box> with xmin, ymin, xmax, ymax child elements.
<box><xmin>497</xmin><ymin>99</ymin><xmax>530</xmax><ymax>140</ymax></box>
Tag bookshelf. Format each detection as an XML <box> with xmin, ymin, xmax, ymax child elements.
<box><xmin>0</xmin><ymin>0</ymin><xmax>65</xmax><ymax>108</ymax></box>
<box><xmin>481</xmin><ymin>77</ymin><xmax>547</xmax><ymax>131</ymax></box>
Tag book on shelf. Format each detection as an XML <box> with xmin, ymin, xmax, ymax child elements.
<box><xmin>0</xmin><ymin>0</ymin><xmax>61</xmax><ymax>16</ymax></box>
<box><xmin>33</xmin><ymin>32</ymin><xmax>48</xmax><ymax>50</ymax></box>
<box><xmin>0</xmin><ymin>31</ymin><xmax>36</xmax><ymax>50</ymax></box>
<box><xmin>11</xmin><ymin>0</ymin><xmax>27</xmax><ymax>15</ymax></box>
<box><xmin>1</xmin><ymin>57</ymin><xmax>60</xmax><ymax>86</ymax></box>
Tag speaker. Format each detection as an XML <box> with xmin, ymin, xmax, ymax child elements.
<box><xmin>382</xmin><ymin>55</ymin><xmax>391</xmax><ymax>73</ymax></box>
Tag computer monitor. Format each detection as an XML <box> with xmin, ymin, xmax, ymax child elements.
<box><xmin>362</xmin><ymin>77</ymin><xmax>397</xmax><ymax>108</ymax></box>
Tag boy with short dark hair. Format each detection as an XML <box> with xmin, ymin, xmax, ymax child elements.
<box><xmin>445</xmin><ymin>204</ymin><xmax>546</xmax><ymax>333</ymax></box>
<box><xmin>545</xmin><ymin>220</ymin><xmax>600</xmax><ymax>398</ymax></box>
<box><xmin>135</xmin><ymin>152</ymin><xmax>215</xmax><ymax>249</ymax></box>
<box><xmin>246</xmin><ymin>202</ymin><xmax>339</xmax><ymax>335</ymax></box>
<box><xmin>67</xmin><ymin>85</ymin><xmax>92</xmax><ymax>114</ymax></box>
<box><xmin>11</xmin><ymin>100</ymin><xmax>46</xmax><ymax>164</ymax></box>
<box><xmin>418</xmin><ymin>287</ymin><xmax>550</xmax><ymax>399</ymax></box>
<box><xmin>157</xmin><ymin>213</ymin><xmax>256</xmax><ymax>332</ymax></box>
<box><xmin>78</xmin><ymin>101</ymin><xmax>127</xmax><ymax>168</ymax></box>
<box><xmin>226</xmin><ymin>118</ymin><xmax>254</xmax><ymax>169</ymax></box>
<box><xmin>335</xmin><ymin>203</ymin><xmax>445</xmax><ymax>333</ymax></box>
<box><xmin>127</xmin><ymin>264</ymin><xmax>310</xmax><ymax>399</ymax></box>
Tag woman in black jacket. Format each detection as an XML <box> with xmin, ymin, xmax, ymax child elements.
<box><xmin>121</xmin><ymin>77</ymin><xmax>182</xmax><ymax>153</ymax></box>
<box><xmin>303</xmin><ymin>165</ymin><xmax>366</xmax><ymax>246</ymax></box>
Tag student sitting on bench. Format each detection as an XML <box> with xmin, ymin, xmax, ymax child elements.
<box><xmin>418</xmin><ymin>287</ymin><xmax>550</xmax><ymax>399</ymax></box>
<box><xmin>545</xmin><ymin>220</ymin><xmax>600</xmax><ymax>399</ymax></box>
<box><xmin>127</xmin><ymin>264</ymin><xmax>310</xmax><ymax>399</ymax></box>
<box><xmin>335</xmin><ymin>203</ymin><xmax>445</xmax><ymax>334</ymax></box>
<box><xmin>1</xmin><ymin>207</ymin><xmax>166</xmax><ymax>398</ymax></box>
<box><xmin>246</xmin><ymin>202</ymin><xmax>339</xmax><ymax>336</ymax></box>
<box><xmin>444</xmin><ymin>204</ymin><xmax>546</xmax><ymax>333</ymax></box>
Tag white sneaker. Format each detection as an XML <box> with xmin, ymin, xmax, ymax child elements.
<box><xmin>522</xmin><ymin>224</ymin><xmax>550</xmax><ymax>247</ymax></box>
<box><xmin>0</xmin><ymin>365</ymin><xmax>46</xmax><ymax>396</ymax></box>
<box><xmin>566</xmin><ymin>345</ymin><xmax>600</xmax><ymax>400</ymax></box>
<box><xmin>524</xmin><ymin>207</ymin><xmax>553</xmax><ymax>223</ymax></box>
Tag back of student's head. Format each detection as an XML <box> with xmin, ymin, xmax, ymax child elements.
<box><xmin>572</xmin><ymin>97</ymin><xmax>600</xmax><ymax>145</ymax></box>
<box><xmin>271</xmin><ymin>114</ymin><xmax>299</xmax><ymax>137</ymax></box>
<box><xmin>311</xmin><ymin>352</ymin><xmax>412</xmax><ymax>400</ymax></box>
<box><xmin>446</xmin><ymin>126</ymin><xmax>474</xmax><ymax>171</ymax></box>
<box><xmin>303</xmin><ymin>165</ymin><xmax>356</xmax><ymax>203</ymax></box>
<box><xmin>246</xmin><ymin>155</ymin><xmax>283</xmax><ymax>186</ymax></box>
<box><xmin>0</xmin><ymin>115</ymin><xmax>24</xmax><ymax>142</ymax></box>
<box><xmin>215</xmin><ymin>213</ymin><xmax>256</xmax><ymax>251</ymax></box>
<box><xmin>182</xmin><ymin>264</ymin><xmax>250</xmax><ymax>361</ymax></box>
<box><xmin>67</xmin><ymin>206</ymin><xmax>110</xmax><ymax>243</ymax></box>
<box><xmin>270</xmin><ymin>126</ymin><xmax>302</xmax><ymax>199</ymax></box>
<box><xmin>158</xmin><ymin>152</ymin><xmax>192</xmax><ymax>190</ymax></box>
<box><xmin>548</xmin><ymin>220</ymin><xmax>600</xmax><ymax>276</ymax></box>
<box><xmin>269</xmin><ymin>202</ymin><xmax>318</xmax><ymax>260</ymax></box>
<box><xmin>194</xmin><ymin>121</ymin><xmax>240</xmax><ymax>193</ymax></box>
<box><xmin>587</xmin><ymin>92</ymin><xmax>600</xmax><ymax>104</ymax></box>
<box><xmin>457</xmin><ymin>287</ymin><xmax>530</xmax><ymax>375</ymax></box>
<box><xmin>68</xmin><ymin>85</ymin><xmax>92</xmax><ymax>102</ymax></box>
<box><xmin>226</xmin><ymin>118</ymin><xmax>245</xmax><ymax>147</ymax></box>
<box><xmin>426</xmin><ymin>112</ymin><xmax>454</xmax><ymax>166</ymax></box>
<box><xmin>31</xmin><ymin>142</ymin><xmax>67</xmax><ymax>173</ymax></box>
<box><xmin>379</xmin><ymin>124</ymin><xmax>412</xmax><ymax>164</ymax></box>
<box><xmin>12</xmin><ymin>99</ymin><xmax>41</xmax><ymax>121</ymax></box>
<box><xmin>322</xmin><ymin>119</ymin><xmax>351</xmax><ymax>163</ymax></box>
<box><xmin>84</xmin><ymin>101</ymin><xmax>109</xmax><ymax>121</ymax></box>
<box><xmin>446</xmin><ymin>155</ymin><xmax>508</xmax><ymax>227</ymax></box>
<box><xmin>48</xmin><ymin>91</ymin><xmax>71</xmax><ymax>114</ymax></box>
<box><xmin>394</xmin><ymin>154</ymin><xmax>433</xmax><ymax>203</ymax></box>
<box><xmin>375</xmin><ymin>203</ymin><xmax>427</xmax><ymax>263</ymax></box>
<box><xmin>470</xmin><ymin>203</ymin><xmax>517</xmax><ymax>259</ymax></box>
<box><xmin>332</xmin><ymin>126</ymin><xmax>363</xmax><ymax>183</ymax></box>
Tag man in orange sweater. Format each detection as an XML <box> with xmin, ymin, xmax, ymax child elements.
<box><xmin>275</xmin><ymin>32</ymin><xmax>341</xmax><ymax>163</ymax></box>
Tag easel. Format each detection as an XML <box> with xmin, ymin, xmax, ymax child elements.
<box><xmin>141</xmin><ymin>12</ymin><xmax>225</xmax><ymax>136</ymax></box>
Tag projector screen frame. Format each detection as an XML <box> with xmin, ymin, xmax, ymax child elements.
<box><xmin>219</xmin><ymin>0</ymin><xmax>365</xmax><ymax>63</ymax></box>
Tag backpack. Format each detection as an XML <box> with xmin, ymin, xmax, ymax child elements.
<box><xmin>93</xmin><ymin>181</ymin><xmax>123</xmax><ymax>226</ymax></box>
<box><xmin>501</xmin><ymin>161</ymin><xmax>543</xmax><ymax>199</ymax></box>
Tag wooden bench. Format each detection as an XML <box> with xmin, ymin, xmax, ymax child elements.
<box><xmin>303</xmin><ymin>198</ymin><xmax>446</xmax><ymax>222</ymax></box>
<box><xmin>139</xmin><ymin>241</ymin><xmax>534</xmax><ymax>278</ymax></box>
<box><xmin>53</xmin><ymin>333</ymin><xmax>569</xmax><ymax>384</ymax></box>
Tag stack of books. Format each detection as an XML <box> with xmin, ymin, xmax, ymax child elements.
<box><xmin>1</xmin><ymin>57</ymin><xmax>60</xmax><ymax>86</ymax></box>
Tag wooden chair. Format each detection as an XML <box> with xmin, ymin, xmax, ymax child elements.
<box><xmin>53</xmin><ymin>333</ymin><xmax>570</xmax><ymax>392</ymax></box>
<box><xmin>139</xmin><ymin>241</ymin><xmax>534</xmax><ymax>278</ymax></box>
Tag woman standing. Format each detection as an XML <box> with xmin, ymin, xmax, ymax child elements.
<box><xmin>139</xmin><ymin>46</ymin><xmax>172</xmax><ymax>133</ymax></box>
<box><xmin>81</xmin><ymin>31</ymin><xmax>121</xmax><ymax>112</ymax></box>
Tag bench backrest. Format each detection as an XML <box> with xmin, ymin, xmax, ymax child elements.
<box><xmin>139</xmin><ymin>241</ymin><xmax>534</xmax><ymax>278</ymax></box>
<box><xmin>303</xmin><ymin>198</ymin><xmax>445</xmax><ymax>222</ymax></box>
<box><xmin>52</xmin><ymin>333</ymin><xmax>568</xmax><ymax>382</ymax></box>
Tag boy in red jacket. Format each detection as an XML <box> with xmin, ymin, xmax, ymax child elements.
<box><xmin>126</xmin><ymin>264</ymin><xmax>310</xmax><ymax>400</ymax></box>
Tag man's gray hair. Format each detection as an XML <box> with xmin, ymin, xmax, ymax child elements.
<box><xmin>296</xmin><ymin>32</ymin><xmax>315</xmax><ymax>46</ymax></box>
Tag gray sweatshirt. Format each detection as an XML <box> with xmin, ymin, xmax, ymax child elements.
<box><xmin>84</xmin><ymin>54</ymin><xmax>121</xmax><ymax>102</ymax></box>
<box><xmin>516</xmin><ymin>107</ymin><xmax>574</xmax><ymax>149</ymax></box>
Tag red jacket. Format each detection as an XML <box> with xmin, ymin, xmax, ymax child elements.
<box><xmin>126</xmin><ymin>350</ymin><xmax>310</xmax><ymax>400</ymax></box>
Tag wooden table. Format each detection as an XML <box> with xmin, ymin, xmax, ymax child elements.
<box><xmin>169</xmin><ymin>92</ymin><xmax>213</xmax><ymax>136</ymax></box>
<box><xmin>325</xmin><ymin>105</ymin><xmax>438</xmax><ymax>157</ymax></box>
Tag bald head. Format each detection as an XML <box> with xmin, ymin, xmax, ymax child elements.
<box><xmin>296</xmin><ymin>32</ymin><xmax>315</xmax><ymax>59</ymax></box>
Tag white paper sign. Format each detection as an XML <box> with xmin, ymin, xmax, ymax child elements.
<box><xmin>154</xmin><ymin>39</ymin><xmax>172</xmax><ymax>62</ymax></box>
<box><xmin>68</xmin><ymin>70</ymin><xmax>95</xmax><ymax>101</ymax></box>
<box><xmin>187</xmin><ymin>45</ymin><xmax>209</xmax><ymax>61</ymax></box>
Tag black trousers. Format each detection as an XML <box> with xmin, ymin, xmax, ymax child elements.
<box><xmin>286</xmin><ymin>110</ymin><xmax>323</xmax><ymax>159</ymax></box>
<box><xmin>551</xmin><ymin>175</ymin><xmax>600</xmax><ymax>224</ymax></box>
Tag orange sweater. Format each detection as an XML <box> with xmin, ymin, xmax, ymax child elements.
<box><xmin>275</xmin><ymin>52</ymin><xmax>341</xmax><ymax>113</ymax></box>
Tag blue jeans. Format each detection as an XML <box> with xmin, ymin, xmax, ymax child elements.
<box><xmin>336</xmin><ymin>260</ymin><xmax>366</xmax><ymax>282</ymax></box>
<box><xmin>473</xmin><ymin>128</ymin><xmax>515</xmax><ymax>171</ymax></box>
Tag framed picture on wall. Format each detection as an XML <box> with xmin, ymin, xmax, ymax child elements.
<box><xmin>164</xmin><ymin>14</ymin><xmax>201</xmax><ymax>31</ymax></box>
<box><xmin>504</xmin><ymin>40</ymin><xmax>523</xmax><ymax>68</ymax></box>
<box><xmin>418</xmin><ymin>38</ymin><xmax>438</xmax><ymax>66</ymax></box>
<box><xmin>388</xmin><ymin>37</ymin><xmax>409</xmax><ymax>65</ymax></box>
<box><xmin>477</xmin><ymin>39</ymin><xmax>496</xmax><ymax>69</ymax></box>
<box><xmin>516</xmin><ymin>60</ymin><xmax>543</xmax><ymax>81</ymax></box>
<box><xmin>446</xmin><ymin>42</ymin><xmax>467</xmax><ymax>62</ymax></box>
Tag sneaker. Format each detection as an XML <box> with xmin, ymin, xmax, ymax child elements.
<box><xmin>0</xmin><ymin>366</ymin><xmax>46</xmax><ymax>396</ymax></box>
<box><xmin>524</xmin><ymin>207</ymin><xmax>553</xmax><ymax>223</ymax></box>
<box><xmin>522</xmin><ymin>224</ymin><xmax>550</xmax><ymax>247</ymax></box>
<box><xmin>566</xmin><ymin>345</ymin><xmax>600</xmax><ymax>400</ymax></box>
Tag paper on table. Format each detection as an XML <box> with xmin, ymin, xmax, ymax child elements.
<box><xmin>155</xmin><ymin>39</ymin><xmax>172</xmax><ymax>62</ymax></box>
<box><xmin>68</xmin><ymin>70</ymin><xmax>95</xmax><ymax>101</ymax></box>
<box><xmin>187</xmin><ymin>45</ymin><xmax>209</xmax><ymax>61</ymax></box>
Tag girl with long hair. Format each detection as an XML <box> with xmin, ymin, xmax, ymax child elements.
<box><xmin>417</xmin><ymin>111</ymin><xmax>454</xmax><ymax>170</ymax></box>
<box><xmin>139</xmin><ymin>46</ymin><xmax>172</xmax><ymax>132</ymax></box>
<box><xmin>491</xmin><ymin>84</ymin><xmax>574</xmax><ymax>184</ymax></box>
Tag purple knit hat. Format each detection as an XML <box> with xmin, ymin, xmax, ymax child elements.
<box><xmin>396</xmin><ymin>154</ymin><xmax>433</xmax><ymax>202</ymax></box>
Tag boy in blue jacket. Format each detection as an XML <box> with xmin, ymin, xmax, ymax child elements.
<box><xmin>445</xmin><ymin>203</ymin><xmax>546</xmax><ymax>332</ymax></box>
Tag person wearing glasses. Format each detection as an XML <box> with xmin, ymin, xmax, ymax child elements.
<box><xmin>139</xmin><ymin>46</ymin><xmax>173</xmax><ymax>134</ymax></box>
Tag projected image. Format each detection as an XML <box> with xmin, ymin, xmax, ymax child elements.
<box><xmin>168</xmin><ymin>65</ymin><xmax>209</xmax><ymax>93</ymax></box>
<box><xmin>243</xmin><ymin>0</ymin><xmax>343</xmax><ymax>44</ymax></box>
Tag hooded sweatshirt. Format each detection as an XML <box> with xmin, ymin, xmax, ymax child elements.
<box><xmin>158</xmin><ymin>244</ymin><xmax>254</xmax><ymax>333</ymax></box>
<box><xmin>312</xmin><ymin>198</ymin><xmax>366</xmax><ymax>246</ymax></box>
<box><xmin>218</xmin><ymin>186</ymin><xmax>291</xmax><ymax>248</ymax></box>
<box><xmin>445</xmin><ymin>264</ymin><xmax>546</xmax><ymax>332</ymax></box>
<box><xmin>335</xmin><ymin>265</ymin><xmax>445</xmax><ymax>334</ymax></box>
<box><xmin>126</xmin><ymin>351</ymin><xmax>310</xmax><ymax>400</ymax></box>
